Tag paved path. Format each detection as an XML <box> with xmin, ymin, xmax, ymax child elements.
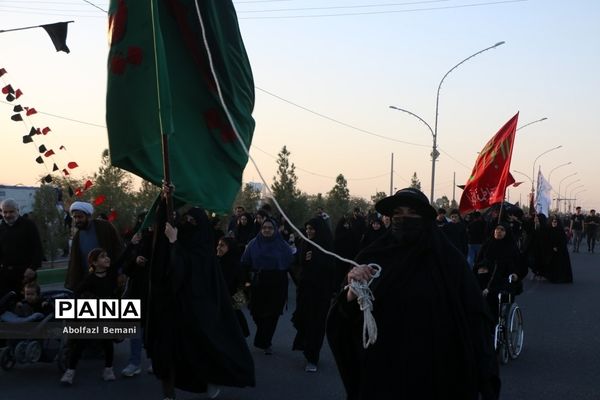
<box><xmin>2</xmin><ymin>249</ymin><xmax>598</xmax><ymax>399</ymax></box>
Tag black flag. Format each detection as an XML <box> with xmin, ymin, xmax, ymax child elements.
<box><xmin>42</xmin><ymin>22</ymin><xmax>70</xmax><ymax>54</ymax></box>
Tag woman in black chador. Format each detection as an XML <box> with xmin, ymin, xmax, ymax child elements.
<box><xmin>333</xmin><ymin>216</ymin><xmax>360</xmax><ymax>289</ymax></box>
<box><xmin>241</xmin><ymin>218</ymin><xmax>294</xmax><ymax>354</ymax></box>
<box><xmin>145</xmin><ymin>192</ymin><xmax>255</xmax><ymax>400</ymax></box>
<box><xmin>546</xmin><ymin>216</ymin><xmax>573</xmax><ymax>283</ymax></box>
<box><xmin>327</xmin><ymin>188</ymin><xmax>499</xmax><ymax>400</ymax></box>
<box><xmin>292</xmin><ymin>217</ymin><xmax>336</xmax><ymax>372</ymax></box>
<box><xmin>217</xmin><ymin>236</ymin><xmax>251</xmax><ymax>336</ymax></box>
<box><xmin>475</xmin><ymin>224</ymin><xmax>524</xmax><ymax>322</ymax></box>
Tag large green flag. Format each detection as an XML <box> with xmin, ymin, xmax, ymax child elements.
<box><xmin>106</xmin><ymin>0</ymin><xmax>255</xmax><ymax>213</ymax></box>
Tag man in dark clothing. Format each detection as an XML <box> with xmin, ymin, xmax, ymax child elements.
<box><xmin>467</xmin><ymin>211</ymin><xmax>486</xmax><ymax>268</ymax></box>
<box><xmin>570</xmin><ymin>206</ymin><xmax>585</xmax><ymax>252</ymax></box>
<box><xmin>64</xmin><ymin>201</ymin><xmax>124</xmax><ymax>290</ymax></box>
<box><xmin>584</xmin><ymin>209</ymin><xmax>600</xmax><ymax>253</ymax></box>
<box><xmin>0</xmin><ymin>199</ymin><xmax>43</xmax><ymax>299</ymax></box>
<box><xmin>442</xmin><ymin>209</ymin><xmax>468</xmax><ymax>257</ymax></box>
<box><xmin>327</xmin><ymin>188</ymin><xmax>500</xmax><ymax>400</ymax></box>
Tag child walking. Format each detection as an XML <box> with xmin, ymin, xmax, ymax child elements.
<box><xmin>60</xmin><ymin>248</ymin><xmax>117</xmax><ymax>385</ymax></box>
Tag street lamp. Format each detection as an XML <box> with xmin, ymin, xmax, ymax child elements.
<box><xmin>516</xmin><ymin>117</ymin><xmax>548</xmax><ymax>132</ymax></box>
<box><xmin>573</xmin><ymin>189</ymin><xmax>586</xmax><ymax>210</ymax></box>
<box><xmin>557</xmin><ymin>172</ymin><xmax>577</xmax><ymax>212</ymax></box>
<box><xmin>548</xmin><ymin>161</ymin><xmax>572</xmax><ymax>186</ymax></box>
<box><xmin>390</xmin><ymin>40</ymin><xmax>505</xmax><ymax>204</ymax></box>
<box><xmin>512</xmin><ymin>170</ymin><xmax>533</xmax><ymax>185</ymax></box>
<box><xmin>532</xmin><ymin>145</ymin><xmax>562</xmax><ymax>192</ymax></box>
<box><xmin>569</xmin><ymin>185</ymin><xmax>584</xmax><ymax>212</ymax></box>
<box><xmin>564</xmin><ymin>179</ymin><xmax>581</xmax><ymax>213</ymax></box>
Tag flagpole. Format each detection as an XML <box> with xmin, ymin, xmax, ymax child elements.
<box><xmin>150</xmin><ymin>0</ymin><xmax>174</xmax><ymax>224</ymax></box>
<box><xmin>0</xmin><ymin>21</ymin><xmax>73</xmax><ymax>34</ymax></box>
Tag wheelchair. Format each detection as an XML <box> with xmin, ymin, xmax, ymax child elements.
<box><xmin>493</xmin><ymin>277</ymin><xmax>524</xmax><ymax>364</ymax></box>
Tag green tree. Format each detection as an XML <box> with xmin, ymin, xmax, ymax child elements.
<box><xmin>435</xmin><ymin>195</ymin><xmax>450</xmax><ymax>210</ymax></box>
<box><xmin>87</xmin><ymin>149</ymin><xmax>136</xmax><ymax>234</ymax></box>
<box><xmin>133</xmin><ymin>179</ymin><xmax>161</xmax><ymax>215</ymax></box>
<box><xmin>233</xmin><ymin>183</ymin><xmax>262</xmax><ymax>212</ymax></box>
<box><xmin>410</xmin><ymin>172</ymin><xmax>422</xmax><ymax>191</ymax></box>
<box><xmin>371</xmin><ymin>191</ymin><xmax>388</xmax><ymax>206</ymax></box>
<box><xmin>326</xmin><ymin>174</ymin><xmax>350</xmax><ymax>224</ymax></box>
<box><xmin>31</xmin><ymin>184</ymin><xmax>68</xmax><ymax>266</ymax></box>
<box><xmin>271</xmin><ymin>146</ymin><xmax>305</xmax><ymax>224</ymax></box>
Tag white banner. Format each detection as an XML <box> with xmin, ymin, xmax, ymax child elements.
<box><xmin>535</xmin><ymin>169</ymin><xmax>553</xmax><ymax>217</ymax></box>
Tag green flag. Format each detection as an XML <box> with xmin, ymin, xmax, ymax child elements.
<box><xmin>106</xmin><ymin>0</ymin><xmax>255</xmax><ymax>213</ymax></box>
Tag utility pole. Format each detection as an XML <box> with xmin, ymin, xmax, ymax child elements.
<box><xmin>452</xmin><ymin>172</ymin><xmax>456</xmax><ymax>205</ymax></box>
<box><xmin>389</xmin><ymin>153</ymin><xmax>394</xmax><ymax>196</ymax></box>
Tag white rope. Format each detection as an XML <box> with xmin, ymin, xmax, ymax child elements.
<box><xmin>345</xmin><ymin>263</ymin><xmax>381</xmax><ymax>348</ymax></box>
<box><xmin>193</xmin><ymin>2</ymin><xmax>380</xmax><ymax>346</ymax></box>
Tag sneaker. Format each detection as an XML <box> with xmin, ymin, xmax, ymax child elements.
<box><xmin>264</xmin><ymin>346</ymin><xmax>273</xmax><ymax>355</ymax></box>
<box><xmin>304</xmin><ymin>362</ymin><xmax>318</xmax><ymax>373</ymax></box>
<box><xmin>102</xmin><ymin>367</ymin><xmax>116</xmax><ymax>381</ymax></box>
<box><xmin>207</xmin><ymin>384</ymin><xmax>221</xmax><ymax>399</ymax></box>
<box><xmin>60</xmin><ymin>369</ymin><xmax>75</xmax><ymax>385</ymax></box>
<box><xmin>121</xmin><ymin>364</ymin><xmax>141</xmax><ymax>377</ymax></box>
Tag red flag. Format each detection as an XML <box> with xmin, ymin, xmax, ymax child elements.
<box><xmin>15</xmin><ymin>89</ymin><xmax>23</xmax><ymax>99</ymax></box>
<box><xmin>2</xmin><ymin>84</ymin><xmax>14</xmax><ymax>94</ymax></box>
<box><xmin>26</xmin><ymin>108</ymin><xmax>37</xmax><ymax>116</ymax></box>
<box><xmin>75</xmin><ymin>188</ymin><xmax>83</xmax><ymax>197</ymax></box>
<box><xmin>107</xmin><ymin>210</ymin><xmax>118</xmax><ymax>222</ymax></box>
<box><xmin>0</xmin><ymin>68</ymin><xmax>6</xmax><ymax>77</ymax></box>
<box><xmin>83</xmin><ymin>180</ymin><xmax>93</xmax><ymax>190</ymax></box>
<box><xmin>44</xmin><ymin>150</ymin><xmax>55</xmax><ymax>157</ymax></box>
<box><xmin>94</xmin><ymin>195</ymin><xmax>106</xmax><ymax>206</ymax></box>
<box><xmin>459</xmin><ymin>113</ymin><xmax>519</xmax><ymax>214</ymax></box>
<box><xmin>42</xmin><ymin>127</ymin><xmax>51</xmax><ymax>135</ymax></box>
<box><xmin>67</xmin><ymin>161</ymin><xmax>79</xmax><ymax>169</ymax></box>
<box><xmin>62</xmin><ymin>169</ymin><xmax>70</xmax><ymax>176</ymax></box>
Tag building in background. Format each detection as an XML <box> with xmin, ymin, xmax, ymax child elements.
<box><xmin>0</xmin><ymin>185</ymin><xmax>38</xmax><ymax>214</ymax></box>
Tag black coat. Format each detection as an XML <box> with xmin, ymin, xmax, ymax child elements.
<box><xmin>547</xmin><ymin>226</ymin><xmax>573</xmax><ymax>283</ymax></box>
<box><xmin>326</xmin><ymin>227</ymin><xmax>500</xmax><ymax>400</ymax></box>
<box><xmin>145</xmin><ymin>202</ymin><xmax>255</xmax><ymax>392</ymax></box>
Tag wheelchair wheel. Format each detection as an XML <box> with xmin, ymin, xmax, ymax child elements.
<box><xmin>0</xmin><ymin>347</ymin><xmax>16</xmax><ymax>371</ymax></box>
<box><xmin>508</xmin><ymin>304</ymin><xmax>524</xmax><ymax>359</ymax></box>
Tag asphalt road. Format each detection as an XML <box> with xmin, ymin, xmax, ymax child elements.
<box><xmin>1</xmin><ymin>249</ymin><xmax>598</xmax><ymax>399</ymax></box>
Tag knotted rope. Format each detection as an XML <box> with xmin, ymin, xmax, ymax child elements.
<box><xmin>194</xmin><ymin>2</ymin><xmax>381</xmax><ymax>347</ymax></box>
<box><xmin>346</xmin><ymin>263</ymin><xmax>381</xmax><ymax>348</ymax></box>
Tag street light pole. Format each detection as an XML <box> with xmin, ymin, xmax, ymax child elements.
<box><xmin>530</xmin><ymin>145</ymin><xmax>562</xmax><ymax>212</ymax></box>
<box><xmin>390</xmin><ymin>41</ymin><xmax>505</xmax><ymax>204</ymax></box>
<box><xmin>516</xmin><ymin>117</ymin><xmax>548</xmax><ymax>132</ymax></box>
<box><xmin>557</xmin><ymin>172</ymin><xmax>577</xmax><ymax>213</ymax></box>
<box><xmin>564</xmin><ymin>179</ymin><xmax>581</xmax><ymax>213</ymax></box>
<box><xmin>569</xmin><ymin>185</ymin><xmax>584</xmax><ymax>212</ymax></box>
<box><xmin>548</xmin><ymin>161</ymin><xmax>572</xmax><ymax>186</ymax></box>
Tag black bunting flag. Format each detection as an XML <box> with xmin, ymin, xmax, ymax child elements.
<box><xmin>22</xmin><ymin>135</ymin><xmax>33</xmax><ymax>144</ymax></box>
<box><xmin>38</xmin><ymin>144</ymin><xmax>47</xmax><ymax>153</ymax></box>
<box><xmin>35</xmin><ymin>156</ymin><xmax>44</xmax><ymax>164</ymax></box>
<box><xmin>43</xmin><ymin>174</ymin><xmax>53</xmax><ymax>183</ymax></box>
<box><xmin>52</xmin><ymin>163</ymin><xmax>59</xmax><ymax>171</ymax></box>
<box><xmin>11</xmin><ymin>114</ymin><xmax>23</xmax><ymax>121</ymax></box>
<box><xmin>13</xmin><ymin>105</ymin><xmax>23</xmax><ymax>112</ymax></box>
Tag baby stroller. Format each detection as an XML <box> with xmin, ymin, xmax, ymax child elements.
<box><xmin>0</xmin><ymin>289</ymin><xmax>72</xmax><ymax>372</ymax></box>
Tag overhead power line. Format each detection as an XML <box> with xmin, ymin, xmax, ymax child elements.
<box><xmin>237</xmin><ymin>0</ymin><xmax>450</xmax><ymax>13</ymax></box>
<box><xmin>239</xmin><ymin>0</ymin><xmax>527</xmax><ymax>19</ymax></box>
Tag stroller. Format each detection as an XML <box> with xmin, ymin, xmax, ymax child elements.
<box><xmin>0</xmin><ymin>289</ymin><xmax>72</xmax><ymax>372</ymax></box>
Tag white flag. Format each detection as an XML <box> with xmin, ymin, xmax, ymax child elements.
<box><xmin>535</xmin><ymin>169</ymin><xmax>553</xmax><ymax>217</ymax></box>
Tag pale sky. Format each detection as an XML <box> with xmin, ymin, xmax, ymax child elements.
<box><xmin>1</xmin><ymin>0</ymin><xmax>599</xmax><ymax>211</ymax></box>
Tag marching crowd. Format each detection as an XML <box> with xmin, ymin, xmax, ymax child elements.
<box><xmin>0</xmin><ymin>189</ymin><xmax>597</xmax><ymax>399</ymax></box>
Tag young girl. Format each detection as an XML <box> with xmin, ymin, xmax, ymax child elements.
<box><xmin>60</xmin><ymin>248</ymin><xmax>117</xmax><ymax>385</ymax></box>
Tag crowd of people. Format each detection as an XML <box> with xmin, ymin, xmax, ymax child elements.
<box><xmin>1</xmin><ymin>189</ymin><xmax>597</xmax><ymax>399</ymax></box>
